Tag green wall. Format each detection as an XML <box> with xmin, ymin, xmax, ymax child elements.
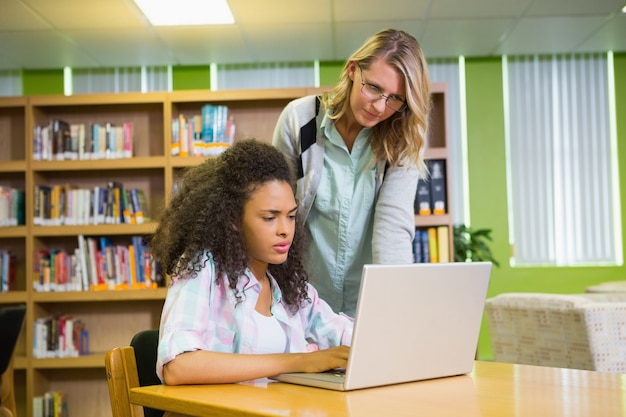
<box><xmin>22</xmin><ymin>69</ymin><xmax>64</xmax><ymax>95</ymax></box>
<box><xmin>319</xmin><ymin>61</ymin><xmax>345</xmax><ymax>87</ymax></box>
<box><xmin>466</xmin><ymin>54</ymin><xmax>626</xmax><ymax>359</ymax></box>
<box><xmin>172</xmin><ymin>65</ymin><xmax>211</xmax><ymax>90</ymax></box>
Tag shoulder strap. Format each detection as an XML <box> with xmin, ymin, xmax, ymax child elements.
<box><xmin>297</xmin><ymin>96</ymin><xmax>320</xmax><ymax>178</ymax></box>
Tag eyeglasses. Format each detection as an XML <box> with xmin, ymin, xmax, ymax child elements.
<box><xmin>357</xmin><ymin>65</ymin><xmax>407</xmax><ymax>112</ymax></box>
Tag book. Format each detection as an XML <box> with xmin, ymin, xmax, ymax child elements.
<box><xmin>215</xmin><ymin>105</ymin><xmax>228</xmax><ymax>142</ymax></box>
<box><xmin>427</xmin><ymin>227</ymin><xmax>439</xmax><ymax>263</ymax></box>
<box><xmin>78</xmin><ymin>235</ymin><xmax>93</xmax><ymax>291</ymax></box>
<box><xmin>430</xmin><ymin>159</ymin><xmax>447</xmax><ymax>215</ymax></box>
<box><xmin>62</xmin><ymin>184</ymin><xmax>78</xmax><ymax>225</ymax></box>
<box><xmin>97</xmin><ymin>123</ymin><xmax>107</xmax><ymax>158</ymax></box>
<box><xmin>192</xmin><ymin>114</ymin><xmax>203</xmax><ymax>156</ymax></box>
<box><xmin>72</xmin><ymin>248</ymin><xmax>85</xmax><ymax>291</ymax></box>
<box><xmin>91</xmin><ymin>123</ymin><xmax>100</xmax><ymax>159</ymax></box>
<box><xmin>34</xmin><ymin>185</ymin><xmax>52</xmax><ymax>226</ymax></box>
<box><xmin>115</xmin><ymin>124</ymin><xmax>124</xmax><ymax>158</ymax></box>
<box><xmin>414</xmin><ymin>177</ymin><xmax>432</xmax><ymax>215</ymax></box>
<box><xmin>105</xmin><ymin>181</ymin><xmax>124</xmax><ymax>224</ymax></box>
<box><xmin>33</xmin><ymin>125</ymin><xmax>42</xmax><ymax>160</ymax></box>
<box><xmin>201</xmin><ymin>104</ymin><xmax>215</xmax><ymax>143</ymax></box>
<box><xmin>131</xmin><ymin>235</ymin><xmax>145</xmax><ymax>286</ymax></box>
<box><xmin>49</xmin><ymin>185</ymin><xmax>64</xmax><ymax>226</ymax></box>
<box><xmin>76</xmin><ymin>123</ymin><xmax>86</xmax><ymax>160</ymax></box>
<box><xmin>114</xmin><ymin>245</ymin><xmax>129</xmax><ymax>289</ymax></box>
<box><xmin>412</xmin><ymin>229</ymin><xmax>421</xmax><ymax>263</ymax></box>
<box><xmin>100</xmin><ymin>237</ymin><xmax>116</xmax><ymax>288</ymax></box>
<box><xmin>420</xmin><ymin>229</ymin><xmax>430</xmax><ymax>263</ymax></box>
<box><xmin>130</xmin><ymin>189</ymin><xmax>151</xmax><ymax>224</ymax></box>
<box><xmin>69</xmin><ymin>124</ymin><xmax>80</xmax><ymax>160</ymax></box>
<box><xmin>85</xmin><ymin>237</ymin><xmax>101</xmax><ymax>288</ymax></box>
<box><xmin>171</xmin><ymin>117</ymin><xmax>180</xmax><ymax>156</ymax></box>
<box><xmin>0</xmin><ymin>250</ymin><xmax>16</xmax><ymax>292</ymax></box>
<box><xmin>179</xmin><ymin>114</ymin><xmax>189</xmax><ymax>157</ymax></box>
<box><xmin>84</xmin><ymin>123</ymin><xmax>94</xmax><ymax>159</ymax></box>
<box><xmin>437</xmin><ymin>226</ymin><xmax>450</xmax><ymax>263</ymax></box>
<box><xmin>121</xmin><ymin>186</ymin><xmax>132</xmax><ymax>224</ymax></box>
<box><xmin>123</xmin><ymin>122</ymin><xmax>133</xmax><ymax>158</ymax></box>
<box><xmin>93</xmin><ymin>186</ymin><xmax>107</xmax><ymax>224</ymax></box>
<box><xmin>128</xmin><ymin>243</ymin><xmax>138</xmax><ymax>287</ymax></box>
<box><xmin>17</xmin><ymin>188</ymin><xmax>25</xmax><ymax>225</ymax></box>
<box><xmin>52</xmin><ymin>119</ymin><xmax>71</xmax><ymax>161</ymax></box>
<box><xmin>105</xmin><ymin>122</ymin><xmax>114</xmax><ymax>158</ymax></box>
<box><xmin>135</xmin><ymin>190</ymin><xmax>151</xmax><ymax>222</ymax></box>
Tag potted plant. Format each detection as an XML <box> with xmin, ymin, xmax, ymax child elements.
<box><xmin>453</xmin><ymin>224</ymin><xmax>500</xmax><ymax>267</ymax></box>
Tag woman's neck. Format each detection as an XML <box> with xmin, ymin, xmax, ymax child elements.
<box><xmin>335</xmin><ymin>112</ymin><xmax>363</xmax><ymax>153</ymax></box>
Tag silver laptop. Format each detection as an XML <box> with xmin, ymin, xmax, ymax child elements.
<box><xmin>272</xmin><ymin>262</ymin><xmax>492</xmax><ymax>391</ymax></box>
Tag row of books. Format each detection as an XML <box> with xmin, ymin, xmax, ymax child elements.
<box><xmin>33</xmin><ymin>120</ymin><xmax>134</xmax><ymax>161</ymax></box>
<box><xmin>34</xmin><ymin>182</ymin><xmax>150</xmax><ymax>226</ymax></box>
<box><xmin>0</xmin><ymin>186</ymin><xmax>25</xmax><ymax>226</ymax></box>
<box><xmin>171</xmin><ymin>104</ymin><xmax>235</xmax><ymax>157</ymax></box>
<box><xmin>33</xmin><ymin>314</ymin><xmax>88</xmax><ymax>358</ymax></box>
<box><xmin>413</xmin><ymin>226</ymin><xmax>450</xmax><ymax>263</ymax></box>
<box><xmin>415</xmin><ymin>159</ymin><xmax>447</xmax><ymax>215</ymax></box>
<box><xmin>0</xmin><ymin>249</ymin><xmax>17</xmax><ymax>292</ymax></box>
<box><xmin>34</xmin><ymin>235</ymin><xmax>161</xmax><ymax>292</ymax></box>
<box><xmin>33</xmin><ymin>390</ymin><xmax>68</xmax><ymax>417</ymax></box>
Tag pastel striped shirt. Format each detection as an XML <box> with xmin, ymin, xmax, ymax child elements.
<box><xmin>156</xmin><ymin>252</ymin><xmax>354</xmax><ymax>382</ymax></box>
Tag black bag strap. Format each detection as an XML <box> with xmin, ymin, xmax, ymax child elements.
<box><xmin>297</xmin><ymin>96</ymin><xmax>389</xmax><ymax>179</ymax></box>
<box><xmin>297</xmin><ymin>96</ymin><xmax>320</xmax><ymax>178</ymax></box>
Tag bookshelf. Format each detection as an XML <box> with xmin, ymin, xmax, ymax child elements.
<box><xmin>415</xmin><ymin>83</ymin><xmax>454</xmax><ymax>262</ymax></box>
<box><xmin>0</xmin><ymin>84</ymin><xmax>450</xmax><ymax>417</ymax></box>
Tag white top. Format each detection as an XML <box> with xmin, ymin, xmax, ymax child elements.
<box><xmin>252</xmin><ymin>311</ymin><xmax>287</xmax><ymax>354</ymax></box>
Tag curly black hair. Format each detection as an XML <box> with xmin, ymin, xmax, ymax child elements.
<box><xmin>150</xmin><ymin>139</ymin><xmax>310</xmax><ymax>313</ymax></box>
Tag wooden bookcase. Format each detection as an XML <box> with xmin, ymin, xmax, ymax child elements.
<box><xmin>0</xmin><ymin>84</ymin><xmax>450</xmax><ymax>417</ymax></box>
<box><xmin>417</xmin><ymin>82</ymin><xmax>454</xmax><ymax>261</ymax></box>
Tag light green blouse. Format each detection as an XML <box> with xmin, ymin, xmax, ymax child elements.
<box><xmin>306</xmin><ymin>115</ymin><xmax>375</xmax><ymax>317</ymax></box>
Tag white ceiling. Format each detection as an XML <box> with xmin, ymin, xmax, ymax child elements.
<box><xmin>1</xmin><ymin>0</ymin><xmax>625</xmax><ymax>70</ymax></box>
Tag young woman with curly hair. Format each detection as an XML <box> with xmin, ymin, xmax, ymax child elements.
<box><xmin>273</xmin><ymin>29</ymin><xmax>431</xmax><ymax>316</ymax></box>
<box><xmin>152</xmin><ymin>139</ymin><xmax>352</xmax><ymax>385</ymax></box>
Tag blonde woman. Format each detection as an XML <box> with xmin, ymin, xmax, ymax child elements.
<box><xmin>273</xmin><ymin>29</ymin><xmax>431</xmax><ymax>316</ymax></box>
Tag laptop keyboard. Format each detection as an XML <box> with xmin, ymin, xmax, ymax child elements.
<box><xmin>323</xmin><ymin>368</ymin><xmax>346</xmax><ymax>377</ymax></box>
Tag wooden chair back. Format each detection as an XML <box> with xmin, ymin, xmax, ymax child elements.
<box><xmin>0</xmin><ymin>304</ymin><xmax>26</xmax><ymax>417</ymax></box>
<box><xmin>105</xmin><ymin>346</ymin><xmax>145</xmax><ymax>417</ymax></box>
<box><xmin>0</xmin><ymin>358</ymin><xmax>16</xmax><ymax>417</ymax></box>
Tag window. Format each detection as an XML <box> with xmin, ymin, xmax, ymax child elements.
<box><xmin>71</xmin><ymin>66</ymin><xmax>169</xmax><ymax>94</ymax></box>
<box><xmin>504</xmin><ymin>53</ymin><xmax>621</xmax><ymax>266</ymax></box>
<box><xmin>0</xmin><ymin>70</ymin><xmax>22</xmax><ymax>96</ymax></box>
<box><xmin>215</xmin><ymin>62</ymin><xmax>315</xmax><ymax>90</ymax></box>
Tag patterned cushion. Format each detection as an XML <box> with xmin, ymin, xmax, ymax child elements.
<box><xmin>485</xmin><ymin>293</ymin><xmax>626</xmax><ymax>373</ymax></box>
<box><xmin>585</xmin><ymin>281</ymin><xmax>626</xmax><ymax>293</ymax></box>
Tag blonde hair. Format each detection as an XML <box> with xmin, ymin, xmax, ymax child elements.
<box><xmin>321</xmin><ymin>29</ymin><xmax>431</xmax><ymax>174</ymax></box>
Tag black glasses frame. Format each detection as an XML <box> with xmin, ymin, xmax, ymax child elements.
<box><xmin>357</xmin><ymin>65</ymin><xmax>407</xmax><ymax>112</ymax></box>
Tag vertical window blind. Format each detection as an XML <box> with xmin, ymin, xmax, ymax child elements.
<box><xmin>215</xmin><ymin>62</ymin><xmax>315</xmax><ymax>90</ymax></box>
<box><xmin>71</xmin><ymin>66</ymin><xmax>169</xmax><ymax>94</ymax></box>
<box><xmin>504</xmin><ymin>53</ymin><xmax>621</xmax><ymax>266</ymax></box>
<box><xmin>0</xmin><ymin>70</ymin><xmax>22</xmax><ymax>96</ymax></box>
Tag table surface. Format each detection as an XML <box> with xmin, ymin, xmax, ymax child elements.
<box><xmin>130</xmin><ymin>361</ymin><xmax>626</xmax><ymax>417</ymax></box>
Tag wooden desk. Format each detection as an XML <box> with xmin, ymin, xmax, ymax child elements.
<box><xmin>130</xmin><ymin>361</ymin><xmax>626</xmax><ymax>417</ymax></box>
